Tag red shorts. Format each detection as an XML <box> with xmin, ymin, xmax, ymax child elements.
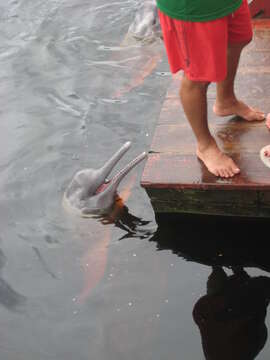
<box><xmin>158</xmin><ymin>0</ymin><xmax>253</xmax><ymax>82</ymax></box>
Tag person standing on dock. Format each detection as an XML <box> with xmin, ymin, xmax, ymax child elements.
<box><xmin>157</xmin><ymin>0</ymin><xmax>265</xmax><ymax>178</ymax></box>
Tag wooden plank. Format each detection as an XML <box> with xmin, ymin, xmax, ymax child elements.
<box><xmin>151</xmin><ymin>122</ymin><xmax>270</xmax><ymax>155</ymax></box>
<box><xmin>158</xmin><ymin>97</ymin><xmax>270</xmax><ymax>125</ymax></box>
<box><xmin>145</xmin><ymin>187</ymin><xmax>270</xmax><ymax>217</ymax></box>
<box><xmin>252</xmin><ymin>19</ymin><xmax>270</xmax><ymax>29</ymax></box>
<box><xmin>166</xmin><ymin>74</ymin><xmax>270</xmax><ymax>101</ymax></box>
<box><xmin>141</xmin><ymin>153</ymin><xmax>270</xmax><ymax>190</ymax></box>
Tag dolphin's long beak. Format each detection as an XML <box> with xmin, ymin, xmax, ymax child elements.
<box><xmin>99</xmin><ymin>151</ymin><xmax>147</xmax><ymax>197</ymax></box>
<box><xmin>98</xmin><ymin>141</ymin><xmax>131</xmax><ymax>181</ymax></box>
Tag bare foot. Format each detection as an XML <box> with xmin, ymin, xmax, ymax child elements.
<box><xmin>266</xmin><ymin>113</ymin><xmax>270</xmax><ymax>130</ymax></box>
<box><xmin>213</xmin><ymin>99</ymin><xmax>265</xmax><ymax>121</ymax></box>
<box><xmin>197</xmin><ymin>139</ymin><xmax>240</xmax><ymax>178</ymax></box>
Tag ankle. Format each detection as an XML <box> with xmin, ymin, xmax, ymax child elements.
<box><xmin>197</xmin><ymin>137</ymin><xmax>217</xmax><ymax>153</ymax></box>
<box><xmin>216</xmin><ymin>95</ymin><xmax>238</xmax><ymax>107</ymax></box>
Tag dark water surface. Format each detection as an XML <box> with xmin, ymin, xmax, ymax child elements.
<box><xmin>1</xmin><ymin>0</ymin><xmax>270</xmax><ymax>359</ymax></box>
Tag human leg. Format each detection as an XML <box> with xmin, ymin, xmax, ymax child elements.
<box><xmin>207</xmin><ymin>266</ymin><xmax>228</xmax><ymax>295</ymax></box>
<box><xmin>214</xmin><ymin>0</ymin><xmax>265</xmax><ymax>121</ymax></box>
<box><xmin>214</xmin><ymin>41</ymin><xmax>265</xmax><ymax>121</ymax></box>
<box><xmin>180</xmin><ymin>75</ymin><xmax>240</xmax><ymax>178</ymax></box>
<box><xmin>159</xmin><ymin>12</ymin><xmax>241</xmax><ymax>177</ymax></box>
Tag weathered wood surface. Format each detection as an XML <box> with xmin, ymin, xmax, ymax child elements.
<box><xmin>146</xmin><ymin>188</ymin><xmax>270</xmax><ymax>217</ymax></box>
<box><xmin>141</xmin><ymin>20</ymin><xmax>270</xmax><ymax>217</ymax></box>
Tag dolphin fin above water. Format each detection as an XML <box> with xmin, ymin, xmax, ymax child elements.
<box><xmin>63</xmin><ymin>142</ymin><xmax>147</xmax><ymax>216</ymax></box>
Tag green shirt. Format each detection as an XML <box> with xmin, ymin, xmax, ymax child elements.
<box><xmin>157</xmin><ymin>0</ymin><xmax>243</xmax><ymax>22</ymax></box>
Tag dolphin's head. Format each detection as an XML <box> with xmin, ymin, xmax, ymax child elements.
<box><xmin>63</xmin><ymin>142</ymin><xmax>147</xmax><ymax>216</ymax></box>
<box><xmin>123</xmin><ymin>1</ymin><xmax>162</xmax><ymax>45</ymax></box>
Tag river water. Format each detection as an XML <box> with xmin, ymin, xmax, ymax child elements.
<box><xmin>1</xmin><ymin>0</ymin><xmax>270</xmax><ymax>359</ymax></box>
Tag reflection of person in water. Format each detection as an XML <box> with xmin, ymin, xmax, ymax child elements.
<box><xmin>193</xmin><ymin>266</ymin><xmax>270</xmax><ymax>360</ymax></box>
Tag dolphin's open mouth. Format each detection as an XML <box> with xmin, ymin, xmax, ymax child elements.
<box><xmin>94</xmin><ymin>151</ymin><xmax>147</xmax><ymax>195</ymax></box>
<box><xmin>63</xmin><ymin>142</ymin><xmax>148</xmax><ymax>216</ymax></box>
<box><xmin>95</xmin><ymin>182</ymin><xmax>110</xmax><ymax>194</ymax></box>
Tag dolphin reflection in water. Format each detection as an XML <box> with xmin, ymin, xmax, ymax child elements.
<box><xmin>75</xmin><ymin>177</ymin><xmax>152</xmax><ymax>304</ymax></box>
<box><xmin>63</xmin><ymin>142</ymin><xmax>147</xmax><ymax>216</ymax></box>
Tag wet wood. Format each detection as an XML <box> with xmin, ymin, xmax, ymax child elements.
<box><xmin>142</xmin><ymin>153</ymin><xmax>270</xmax><ymax>190</ymax></box>
<box><xmin>141</xmin><ymin>20</ymin><xmax>270</xmax><ymax>217</ymax></box>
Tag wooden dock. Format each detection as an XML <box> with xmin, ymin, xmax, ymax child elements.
<box><xmin>141</xmin><ymin>19</ymin><xmax>270</xmax><ymax>218</ymax></box>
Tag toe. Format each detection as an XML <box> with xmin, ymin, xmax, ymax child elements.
<box><xmin>252</xmin><ymin>107</ymin><xmax>265</xmax><ymax>120</ymax></box>
<box><xmin>228</xmin><ymin>167</ymin><xmax>235</xmax><ymax>177</ymax></box>
<box><xmin>246</xmin><ymin>112</ymin><xmax>265</xmax><ymax>121</ymax></box>
<box><xmin>232</xmin><ymin>165</ymin><xmax>240</xmax><ymax>174</ymax></box>
<box><xmin>256</xmin><ymin>113</ymin><xmax>265</xmax><ymax>121</ymax></box>
<box><xmin>252</xmin><ymin>106</ymin><xmax>263</xmax><ymax>113</ymax></box>
<box><xmin>228</xmin><ymin>159</ymin><xmax>240</xmax><ymax>175</ymax></box>
<box><xmin>227</xmin><ymin>170</ymin><xmax>232</xmax><ymax>177</ymax></box>
<box><xmin>219</xmin><ymin>169</ymin><xmax>226</xmax><ymax>178</ymax></box>
<box><xmin>223</xmin><ymin>169</ymin><xmax>230</xmax><ymax>178</ymax></box>
<box><xmin>215</xmin><ymin>169</ymin><xmax>222</xmax><ymax>177</ymax></box>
